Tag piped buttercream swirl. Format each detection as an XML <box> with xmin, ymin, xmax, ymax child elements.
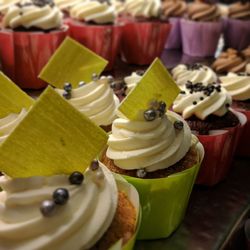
<box><xmin>107</xmin><ymin>111</ymin><xmax>192</xmax><ymax>172</ymax></box>
<box><xmin>56</xmin><ymin>77</ymin><xmax>119</xmax><ymax>126</ymax></box>
<box><xmin>228</xmin><ymin>1</ymin><xmax>250</xmax><ymax>20</ymax></box>
<box><xmin>0</xmin><ymin>163</ymin><xmax>118</xmax><ymax>250</ymax></box>
<box><xmin>124</xmin><ymin>72</ymin><xmax>143</xmax><ymax>95</ymax></box>
<box><xmin>161</xmin><ymin>0</ymin><xmax>186</xmax><ymax>18</ymax></box>
<box><xmin>0</xmin><ymin>0</ymin><xmax>20</xmax><ymax>14</ymax></box>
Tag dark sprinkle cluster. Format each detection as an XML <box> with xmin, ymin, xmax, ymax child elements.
<box><xmin>144</xmin><ymin>101</ymin><xmax>167</xmax><ymax>121</ymax></box>
<box><xmin>237</xmin><ymin>72</ymin><xmax>250</xmax><ymax>76</ymax></box>
<box><xmin>186</xmin><ymin>63</ymin><xmax>205</xmax><ymax>71</ymax></box>
<box><xmin>16</xmin><ymin>0</ymin><xmax>54</xmax><ymax>8</ymax></box>
<box><xmin>135</xmin><ymin>70</ymin><xmax>145</xmax><ymax>76</ymax></box>
<box><xmin>62</xmin><ymin>82</ymin><xmax>72</xmax><ymax>100</ymax></box>
<box><xmin>110</xmin><ymin>79</ymin><xmax>127</xmax><ymax>97</ymax></box>
<box><xmin>40</xmin><ymin>170</ymin><xmax>86</xmax><ymax>217</ymax></box>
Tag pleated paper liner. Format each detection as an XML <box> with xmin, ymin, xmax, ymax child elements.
<box><xmin>165</xmin><ymin>17</ymin><xmax>182</xmax><ymax>50</ymax></box>
<box><xmin>0</xmin><ymin>26</ymin><xmax>68</xmax><ymax>89</ymax></box>
<box><xmin>180</xmin><ymin>19</ymin><xmax>222</xmax><ymax>57</ymax></box>
<box><xmin>121</xmin><ymin>21</ymin><xmax>171</xmax><ymax>65</ymax></box>
<box><xmin>195</xmin><ymin>110</ymin><xmax>247</xmax><ymax>186</ymax></box>
<box><xmin>68</xmin><ymin>20</ymin><xmax>123</xmax><ymax>71</ymax></box>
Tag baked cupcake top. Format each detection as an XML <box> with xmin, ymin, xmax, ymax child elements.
<box><xmin>3</xmin><ymin>0</ymin><xmax>63</xmax><ymax>30</ymax></box>
<box><xmin>161</xmin><ymin>0</ymin><xmax>186</xmax><ymax>19</ymax></box>
<box><xmin>0</xmin><ymin>108</ymin><xmax>27</xmax><ymax>144</ymax></box>
<box><xmin>56</xmin><ymin>76</ymin><xmax>119</xmax><ymax>126</ymax></box>
<box><xmin>220</xmin><ymin>72</ymin><xmax>250</xmax><ymax>101</ymax></box>
<box><xmin>172</xmin><ymin>64</ymin><xmax>217</xmax><ymax>86</ymax></box>
<box><xmin>173</xmin><ymin>81</ymin><xmax>232</xmax><ymax>120</ymax></box>
<box><xmin>228</xmin><ymin>1</ymin><xmax>250</xmax><ymax>20</ymax></box>
<box><xmin>124</xmin><ymin>0</ymin><xmax>161</xmax><ymax>19</ymax></box>
<box><xmin>0</xmin><ymin>162</ymin><xmax>121</xmax><ymax>249</ymax></box>
<box><xmin>70</xmin><ymin>0</ymin><xmax>115</xmax><ymax>24</ymax></box>
<box><xmin>187</xmin><ymin>0</ymin><xmax>221</xmax><ymax>22</ymax></box>
<box><xmin>107</xmin><ymin>109</ymin><xmax>192</xmax><ymax>172</ymax></box>
<box><xmin>54</xmin><ymin>0</ymin><xmax>82</xmax><ymax>12</ymax></box>
<box><xmin>0</xmin><ymin>0</ymin><xmax>20</xmax><ymax>14</ymax></box>
<box><xmin>212</xmin><ymin>48</ymin><xmax>249</xmax><ymax>73</ymax></box>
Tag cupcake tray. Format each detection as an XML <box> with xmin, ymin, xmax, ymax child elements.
<box><xmin>6</xmin><ymin>49</ymin><xmax>250</xmax><ymax>249</ymax></box>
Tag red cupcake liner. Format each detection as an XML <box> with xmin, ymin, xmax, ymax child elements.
<box><xmin>68</xmin><ymin>20</ymin><xmax>123</xmax><ymax>71</ymax></box>
<box><xmin>233</xmin><ymin>107</ymin><xmax>250</xmax><ymax>157</ymax></box>
<box><xmin>165</xmin><ymin>17</ymin><xmax>182</xmax><ymax>50</ymax></box>
<box><xmin>180</xmin><ymin>19</ymin><xmax>222</xmax><ymax>57</ymax></box>
<box><xmin>121</xmin><ymin>21</ymin><xmax>171</xmax><ymax>65</ymax></box>
<box><xmin>0</xmin><ymin>26</ymin><xmax>68</xmax><ymax>89</ymax></box>
<box><xmin>223</xmin><ymin>18</ymin><xmax>250</xmax><ymax>50</ymax></box>
<box><xmin>195</xmin><ymin>111</ymin><xmax>246</xmax><ymax>186</ymax></box>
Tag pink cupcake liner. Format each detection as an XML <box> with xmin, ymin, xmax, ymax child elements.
<box><xmin>68</xmin><ymin>20</ymin><xmax>123</xmax><ymax>71</ymax></box>
<box><xmin>223</xmin><ymin>18</ymin><xmax>250</xmax><ymax>50</ymax></box>
<box><xmin>0</xmin><ymin>26</ymin><xmax>68</xmax><ymax>89</ymax></box>
<box><xmin>165</xmin><ymin>17</ymin><xmax>182</xmax><ymax>50</ymax></box>
<box><xmin>180</xmin><ymin>19</ymin><xmax>222</xmax><ymax>57</ymax></box>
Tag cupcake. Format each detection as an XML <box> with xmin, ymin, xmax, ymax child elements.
<box><xmin>55</xmin><ymin>76</ymin><xmax>120</xmax><ymax>132</ymax></box>
<box><xmin>0</xmin><ymin>0</ymin><xmax>67</xmax><ymax>89</ymax></box>
<box><xmin>173</xmin><ymin>81</ymin><xmax>244</xmax><ymax>185</ymax></box>
<box><xmin>0</xmin><ymin>86</ymin><xmax>140</xmax><ymax>250</ymax></box>
<box><xmin>102</xmin><ymin>108</ymin><xmax>203</xmax><ymax>239</ymax></box>
<box><xmin>161</xmin><ymin>0</ymin><xmax>187</xmax><ymax>49</ymax></box>
<box><xmin>120</xmin><ymin>0</ymin><xmax>171</xmax><ymax>65</ymax></box>
<box><xmin>223</xmin><ymin>1</ymin><xmax>250</xmax><ymax>50</ymax></box>
<box><xmin>212</xmin><ymin>48</ymin><xmax>249</xmax><ymax>73</ymax></box>
<box><xmin>68</xmin><ymin>0</ymin><xmax>122</xmax><ymax>70</ymax></box>
<box><xmin>220</xmin><ymin>72</ymin><xmax>250</xmax><ymax>156</ymax></box>
<box><xmin>180</xmin><ymin>0</ymin><xmax>222</xmax><ymax>57</ymax></box>
<box><xmin>172</xmin><ymin>63</ymin><xmax>217</xmax><ymax>86</ymax></box>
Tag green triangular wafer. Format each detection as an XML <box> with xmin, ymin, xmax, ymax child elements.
<box><xmin>0</xmin><ymin>72</ymin><xmax>34</xmax><ymax>118</ymax></box>
<box><xmin>0</xmin><ymin>86</ymin><xmax>108</xmax><ymax>178</ymax></box>
<box><xmin>39</xmin><ymin>37</ymin><xmax>108</xmax><ymax>89</ymax></box>
<box><xmin>118</xmin><ymin>58</ymin><xmax>180</xmax><ymax>120</ymax></box>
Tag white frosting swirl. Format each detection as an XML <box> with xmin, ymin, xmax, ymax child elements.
<box><xmin>107</xmin><ymin>111</ymin><xmax>192</xmax><ymax>172</ymax></box>
<box><xmin>172</xmin><ymin>64</ymin><xmax>217</xmax><ymax>86</ymax></box>
<box><xmin>0</xmin><ymin>163</ymin><xmax>118</xmax><ymax>250</ymax></box>
<box><xmin>70</xmin><ymin>0</ymin><xmax>115</xmax><ymax>24</ymax></box>
<box><xmin>124</xmin><ymin>72</ymin><xmax>142</xmax><ymax>95</ymax></box>
<box><xmin>220</xmin><ymin>72</ymin><xmax>250</xmax><ymax>101</ymax></box>
<box><xmin>111</xmin><ymin>0</ymin><xmax>125</xmax><ymax>15</ymax></box>
<box><xmin>124</xmin><ymin>0</ymin><xmax>161</xmax><ymax>18</ymax></box>
<box><xmin>0</xmin><ymin>0</ymin><xmax>20</xmax><ymax>14</ymax></box>
<box><xmin>0</xmin><ymin>108</ymin><xmax>27</xmax><ymax>144</ymax></box>
<box><xmin>3</xmin><ymin>2</ymin><xmax>63</xmax><ymax>30</ymax></box>
<box><xmin>56</xmin><ymin>77</ymin><xmax>119</xmax><ymax>126</ymax></box>
<box><xmin>54</xmin><ymin>0</ymin><xmax>82</xmax><ymax>11</ymax></box>
<box><xmin>173</xmin><ymin>84</ymin><xmax>232</xmax><ymax>120</ymax></box>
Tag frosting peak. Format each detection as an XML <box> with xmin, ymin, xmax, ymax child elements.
<box><xmin>161</xmin><ymin>0</ymin><xmax>186</xmax><ymax>18</ymax></box>
<box><xmin>228</xmin><ymin>1</ymin><xmax>250</xmax><ymax>20</ymax></box>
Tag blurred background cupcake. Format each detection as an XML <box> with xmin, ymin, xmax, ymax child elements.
<box><xmin>180</xmin><ymin>0</ymin><xmax>222</xmax><ymax>57</ymax></box>
<box><xmin>0</xmin><ymin>0</ymin><xmax>20</xmax><ymax>26</ymax></box>
<box><xmin>223</xmin><ymin>0</ymin><xmax>250</xmax><ymax>50</ymax></box>
<box><xmin>0</xmin><ymin>0</ymin><xmax>67</xmax><ymax>89</ymax></box>
<box><xmin>120</xmin><ymin>0</ymin><xmax>171</xmax><ymax>65</ymax></box>
<box><xmin>161</xmin><ymin>0</ymin><xmax>187</xmax><ymax>49</ymax></box>
<box><xmin>68</xmin><ymin>0</ymin><xmax>122</xmax><ymax>70</ymax></box>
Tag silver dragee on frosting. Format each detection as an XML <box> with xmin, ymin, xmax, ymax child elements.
<box><xmin>0</xmin><ymin>163</ymin><xmax>118</xmax><ymax>250</ymax></box>
<box><xmin>0</xmin><ymin>108</ymin><xmax>27</xmax><ymax>144</ymax></box>
<box><xmin>3</xmin><ymin>1</ymin><xmax>63</xmax><ymax>29</ymax></box>
<box><xmin>220</xmin><ymin>72</ymin><xmax>250</xmax><ymax>101</ymax></box>
<box><xmin>56</xmin><ymin>76</ymin><xmax>119</xmax><ymax>126</ymax></box>
<box><xmin>172</xmin><ymin>64</ymin><xmax>217</xmax><ymax>86</ymax></box>
<box><xmin>70</xmin><ymin>0</ymin><xmax>115</xmax><ymax>24</ymax></box>
<box><xmin>107</xmin><ymin>111</ymin><xmax>192</xmax><ymax>172</ymax></box>
<box><xmin>124</xmin><ymin>0</ymin><xmax>161</xmax><ymax>18</ymax></box>
<box><xmin>173</xmin><ymin>83</ymin><xmax>232</xmax><ymax>120</ymax></box>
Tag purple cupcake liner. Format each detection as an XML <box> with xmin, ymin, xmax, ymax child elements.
<box><xmin>223</xmin><ymin>18</ymin><xmax>250</xmax><ymax>50</ymax></box>
<box><xmin>165</xmin><ymin>17</ymin><xmax>182</xmax><ymax>50</ymax></box>
<box><xmin>180</xmin><ymin>19</ymin><xmax>222</xmax><ymax>57</ymax></box>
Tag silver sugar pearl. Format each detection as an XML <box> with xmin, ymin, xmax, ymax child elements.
<box><xmin>40</xmin><ymin>200</ymin><xmax>56</xmax><ymax>217</ymax></box>
<box><xmin>136</xmin><ymin>169</ymin><xmax>147</xmax><ymax>178</ymax></box>
<box><xmin>79</xmin><ymin>81</ymin><xmax>86</xmax><ymax>87</ymax></box>
<box><xmin>107</xmin><ymin>75</ymin><xmax>114</xmax><ymax>83</ymax></box>
<box><xmin>92</xmin><ymin>73</ymin><xmax>99</xmax><ymax>81</ymax></box>
<box><xmin>144</xmin><ymin>109</ymin><xmax>157</xmax><ymax>121</ymax></box>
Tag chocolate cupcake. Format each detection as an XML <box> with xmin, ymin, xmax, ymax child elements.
<box><xmin>180</xmin><ymin>0</ymin><xmax>222</xmax><ymax>57</ymax></box>
<box><xmin>161</xmin><ymin>0</ymin><xmax>187</xmax><ymax>49</ymax></box>
<box><xmin>224</xmin><ymin>1</ymin><xmax>250</xmax><ymax>50</ymax></box>
<box><xmin>172</xmin><ymin>63</ymin><xmax>217</xmax><ymax>86</ymax></box>
<box><xmin>0</xmin><ymin>0</ymin><xmax>67</xmax><ymax>89</ymax></box>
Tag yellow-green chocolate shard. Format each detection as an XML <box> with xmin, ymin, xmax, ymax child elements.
<box><xmin>118</xmin><ymin>58</ymin><xmax>180</xmax><ymax>121</ymax></box>
<box><xmin>39</xmin><ymin>37</ymin><xmax>108</xmax><ymax>89</ymax></box>
<box><xmin>0</xmin><ymin>86</ymin><xmax>108</xmax><ymax>178</ymax></box>
<box><xmin>0</xmin><ymin>72</ymin><xmax>34</xmax><ymax>118</ymax></box>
